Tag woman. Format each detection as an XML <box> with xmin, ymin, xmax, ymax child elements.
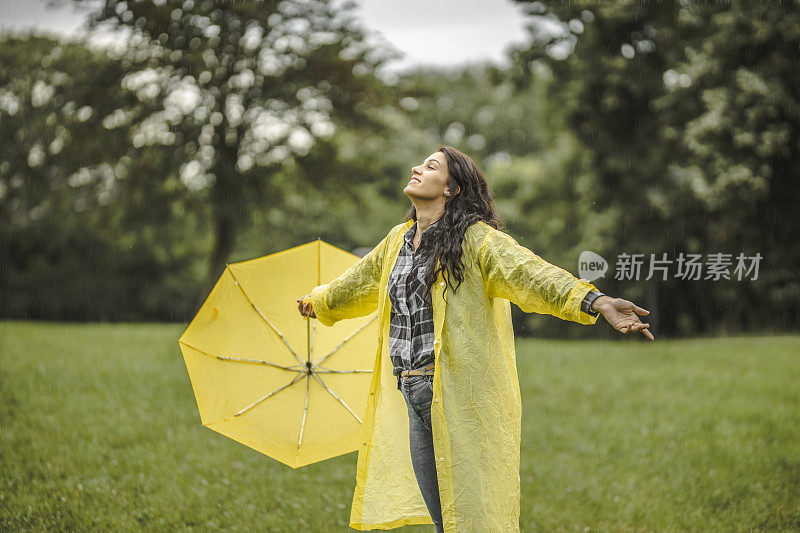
<box><xmin>296</xmin><ymin>146</ymin><xmax>653</xmax><ymax>532</ymax></box>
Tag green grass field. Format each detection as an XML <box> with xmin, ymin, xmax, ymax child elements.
<box><xmin>1</xmin><ymin>322</ymin><xmax>798</xmax><ymax>531</ymax></box>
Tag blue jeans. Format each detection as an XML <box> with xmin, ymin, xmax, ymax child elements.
<box><xmin>401</xmin><ymin>374</ymin><xmax>444</xmax><ymax>533</ymax></box>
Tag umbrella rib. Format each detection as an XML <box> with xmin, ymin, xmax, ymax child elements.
<box><xmin>178</xmin><ymin>341</ymin><xmax>302</xmax><ymax>371</ymax></box>
<box><xmin>310</xmin><ymin>372</ymin><xmax>363</xmax><ymax>424</ymax></box>
<box><xmin>312</xmin><ymin>314</ymin><xmax>378</xmax><ymax>366</ymax></box>
<box><xmin>232</xmin><ymin>372</ymin><xmax>306</xmax><ymax>418</ymax></box>
<box><xmin>313</xmin><ymin>367</ymin><xmax>372</xmax><ymax>374</ymax></box>
<box><xmin>296</xmin><ymin>373</ymin><xmax>311</xmax><ymax>459</ymax></box>
<box><xmin>249</xmin><ymin>304</ymin><xmax>305</xmax><ymax>366</ymax></box>
<box><xmin>226</xmin><ymin>268</ymin><xmax>305</xmax><ymax>367</ymax></box>
<box><xmin>216</xmin><ymin>356</ymin><xmax>305</xmax><ymax>371</ymax></box>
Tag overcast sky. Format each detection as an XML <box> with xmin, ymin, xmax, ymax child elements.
<box><xmin>0</xmin><ymin>0</ymin><xmax>531</xmax><ymax>72</ymax></box>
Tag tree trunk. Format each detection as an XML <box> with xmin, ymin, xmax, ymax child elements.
<box><xmin>205</xmin><ymin>139</ymin><xmax>241</xmax><ymax>293</ymax></box>
<box><xmin>208</xmin><ymin>209</ymin><xmax>236</xmax><ymax>291</ymax></box>
<box><xmin>645</xmin><ymin>276</ymin><xmax>659</xmax><ymax>338</ymax></box>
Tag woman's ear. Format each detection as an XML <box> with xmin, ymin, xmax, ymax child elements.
<box><xmin>445</xmin><ymin>183</ymin><xmax>460</xmax><ymax>197</ymax></box>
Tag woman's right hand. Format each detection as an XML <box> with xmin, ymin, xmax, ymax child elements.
<box><xmin>296</xmin><ymin>295</ymin><xmax>316</xmax><ymax>319</ymax></box>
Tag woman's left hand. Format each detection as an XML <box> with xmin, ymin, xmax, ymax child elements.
<box><xmin>593</xmin><ymin>296</ymin><xmax>655</xmax><ymax>341</ymax></box>
<box><xmin>296</xmin><ymin>295</ymin><xmax>316</xmax><ymax>319</ymax></box>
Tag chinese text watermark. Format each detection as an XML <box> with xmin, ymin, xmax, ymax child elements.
<box><xmin>578</xmin><ymin>251</ymin><xmax>762</xmax><ymax>282</ymax></box>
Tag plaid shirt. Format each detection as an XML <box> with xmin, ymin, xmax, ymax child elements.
<box><xmin>388</xmin><ymin>218</ymin><xmax>439</xmax><ymax>390</ymax></box>
<box><xmin>387</xmin><ymin>218</ymin><xmax>604</xmax><ymax>390</ymax></box>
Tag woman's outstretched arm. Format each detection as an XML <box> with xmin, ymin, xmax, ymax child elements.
<box><xmin>299</xmin><ymin>228</ymin><xmax>394</xmax><ymax>327</ymax></box>
<box><xmin>477</xmin><ymin>226</ymin><xmax>653</xmax><ymax>339</ymax></box>
<box><xmin>477</xmin><ymin>226</ymin><xmax>601</xmax><ymax>325</ymax></box>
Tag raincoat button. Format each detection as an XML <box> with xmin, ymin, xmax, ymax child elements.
<box><xmin>439</xmin><ymin>281</ymin><xmax>445</xmax><ymax>286</ymax></box>
<box><xmin>434</xmin><ymin>398</ymin><xmax>438</xmax><ymax>403</ymax></box>
<box><xmin>439</xmin><ymin>457</ymin><xmax>444</xmax><ymax>461</ymax></box>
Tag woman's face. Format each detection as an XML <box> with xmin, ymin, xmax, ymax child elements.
<box><xmin>404</xmin><ymin>151</ymin><xmax>450</xmax><ymax>201</ymax></box>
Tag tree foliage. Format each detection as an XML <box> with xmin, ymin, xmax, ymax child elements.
<box><xmin>83</xmin><ymin>0</ymin><xmax>397</xmax><ymax>285</ymax></box>
<box><xmin>0</xmin><ymin>34</ymin><xmax>204</xmax><ymax>320</ymax></box>
<box><xmin>3</xmin><ymin>1</ymin><xmax>798</xmax><ymax>335</ymax></box>
<box><xmin>509</xmin><ymin>0</ymin><xmax>800</xmax><ymax>334</ymax></box>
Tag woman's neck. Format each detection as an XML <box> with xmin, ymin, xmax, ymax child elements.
<box><xmin>414</xmin><ymin>203</ymin><xmax>445</xmax><ymax>232</ymax></box>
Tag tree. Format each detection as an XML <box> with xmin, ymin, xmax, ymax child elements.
<box><xmin>83</xmin><ymin>0</ymin><xmax>397</xmax><ymax>286</ymax></box>
<box><xmin>0</xmin><ymin>34</ymin><xmax>203</xmax><ymax>321</ymax></box>
<box><xmin>508</xmin><ymin>0</ymin><xmax>800</xmax><ymax>335</ymax></box>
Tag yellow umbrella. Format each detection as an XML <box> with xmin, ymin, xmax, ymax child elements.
<box><xmin>178</xmin><ymin>239</ymin><xmax>378</xmax><ymax>468</ymax></box>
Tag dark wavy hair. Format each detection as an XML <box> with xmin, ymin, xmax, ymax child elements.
<box><xmin>403</xmin><ymin>145</ymin><xmax>505</xmax><ymax>296</ymax></box>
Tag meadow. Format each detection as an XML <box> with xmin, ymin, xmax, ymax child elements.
<box><xmin>1</xmin><ymin>321</ymin><xmax>798</xmax><ymax>531</ymax></box>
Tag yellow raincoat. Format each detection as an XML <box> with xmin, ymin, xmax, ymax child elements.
<box><xmin>308</xmin><ymin>219</ymin><xmax>600</xmax><ymax>532</ymax></box>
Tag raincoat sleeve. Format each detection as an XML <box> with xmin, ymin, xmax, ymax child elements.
<box><xmin>477</xmin><ymin>227</ymin><xmax>600</xmax><ymax>325</ymax></box>
<box><xmin>307</xmin><ymin>230</ymin><xmax>392</xmax><ymax>327</ymax></box>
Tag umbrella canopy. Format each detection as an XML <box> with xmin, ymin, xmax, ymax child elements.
<box><xmin>178</xmin><ymin>240</ymin><xmax>378</xmax><ymax>468</ymax></box>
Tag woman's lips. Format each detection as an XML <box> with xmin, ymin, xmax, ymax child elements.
<box><xmin>408</xmin><ymin>177</ymin><xmax>420</xmax><ymax>184</ymax></box>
